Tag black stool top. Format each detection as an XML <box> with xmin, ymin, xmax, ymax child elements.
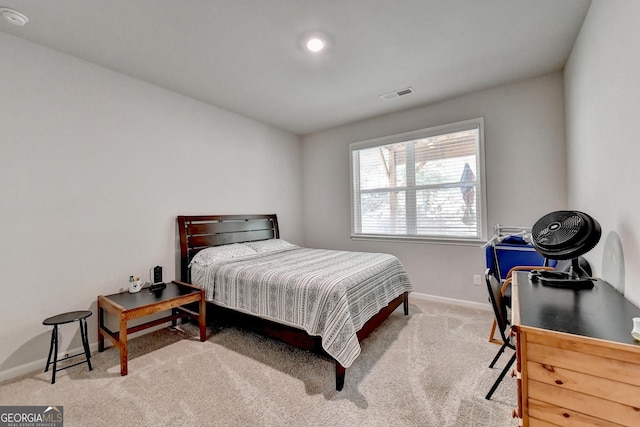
<box><xmin>43</xmin><ymin>310</ymin><xmax>92</xmax><ymax>326</ymax></box>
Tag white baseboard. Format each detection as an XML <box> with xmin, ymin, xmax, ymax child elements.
<box><xmin>0</xmin><ymin>323</ymin><xmax>169</xmax><ymax>383</ymax></box>
<box><xmin>410</xmin><ymin>291</ymin><xmax>492</xmax><ymax>312</ymax></box>
<box><xmin>0</xmin><ymin>342</ymin><xmax>101</xmax><ymax>383</ymax></box>
<box><xmin>0</xmin><ymin>359</ymin><xmax>46</xmax><ymax>383</ymax></box>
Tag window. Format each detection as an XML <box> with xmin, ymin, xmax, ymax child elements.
<box><xmin>350</xmin><ymin>118</ymin><xmax>486</xmax><ymax>243</ymax></box>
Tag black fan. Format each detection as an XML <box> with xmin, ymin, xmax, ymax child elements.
<box><xmin>529</xmin><ymin>210</ymin><xmax>601</xmax><ymax>289</ymax></box>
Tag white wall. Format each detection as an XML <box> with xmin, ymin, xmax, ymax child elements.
<box><xmin>302</xmin><ymin>73</ymin><xmax>567</xmax><ymax>302</ymax></box>
<box><xmin>0</xmin><ymin>32</ymin><xmax>302</xmax><ymax>380</ymax></box>
<box><xmin>564</xmin><ymin>0</ymin><xmax>640</xmax><ymax>303</ymax></box>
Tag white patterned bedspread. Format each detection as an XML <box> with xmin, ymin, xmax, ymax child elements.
<box><xmin>190</xmin><ymin>247</ymin><xmax>412</xmax><ymax>368</ymax></box>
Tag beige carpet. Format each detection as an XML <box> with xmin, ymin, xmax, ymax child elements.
<box><xmin>0</xmin><ymin>298</ymin><xmax>516</xmax><ymax>426</ymax></box>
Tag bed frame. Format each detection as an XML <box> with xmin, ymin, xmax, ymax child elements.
<box><xmin>177</xmin><ymin>214</ymin><xmax>409</xmax><ymax>390</ymax></box>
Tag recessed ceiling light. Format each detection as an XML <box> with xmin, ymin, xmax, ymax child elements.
<box><xmin>306</xmin><ymin>37</ymin><xmax>326</xmax><ymax>53</ymax></box>
<box><xmin>300</xmin><ymin>33</ymin><xmax>329</xmax><ymax>54</ymax></box>
<box><xmin>0</xmin><ymin>7</ymin><xmax>29</xmax><ymax>26</ymax></box>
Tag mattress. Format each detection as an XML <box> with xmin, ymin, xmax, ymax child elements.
<box><xmin>190</xmin><ymin>246</ymin><xmax>412</xmax><ymax>367</ymax></box>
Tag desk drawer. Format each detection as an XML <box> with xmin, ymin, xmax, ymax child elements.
<box><xmin>528</xmin><ymin>397</ymin><xmax>623</xmax><ymax>427</ymax></box>
<box><xmin>527</xmin><ymin>341</ymin><xmax>640</xmax><ymax>387</ymax></box>
<box><xmin>528</xmin><ymin>380</ymin><xmax>640</xmax><ymax>426</ymax></box>
<box><xmin>527</xmin><ymin>360</ymin><xmax>640</xmax><ymax>408</ymax></box>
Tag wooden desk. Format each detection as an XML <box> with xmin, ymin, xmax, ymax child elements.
<box><xmin>512</xmin><ymin>272</ymin><xmax>640</xmax><ymax>426</ymax></box>
<box><xmin>97</xmin><ymin>281</ymin><xmax>206</xmax><ymax>375</ymax></box>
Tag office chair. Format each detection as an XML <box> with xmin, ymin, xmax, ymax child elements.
<box><xmin>484</xmin><ymin>268</ymin><xmax>516</xmax><ymax>400</ymax></box>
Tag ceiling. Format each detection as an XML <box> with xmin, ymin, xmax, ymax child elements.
<box><xmin>0</xmin><ymin>0</ymin><xmax>591</xmax><ymax>135</ymax></box>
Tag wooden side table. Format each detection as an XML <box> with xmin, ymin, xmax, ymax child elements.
<box><xmin>97</xmin><ymin>280</ymin><xmax>206</xmax><ymax>376</ymax></box>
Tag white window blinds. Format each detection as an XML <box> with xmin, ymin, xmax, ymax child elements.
<box><xmin>350</xmin><ymin>118</ymin><xmax>486</xmax><ymax>242</ymax></box>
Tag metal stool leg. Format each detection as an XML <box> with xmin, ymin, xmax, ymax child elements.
<box><xmin>44</xmin><ymin>326</ymin><xmax>56</xmax><ymax>373</ymax></box>
<box><xmin>79</xmin><ymin>318</ymin><xmax>92</xmax><ymax>371</ymax></box>
<box><xmin>50</xmin><ymin>325</ymin><xmax>59</xmax><ymax>384</ymax></box>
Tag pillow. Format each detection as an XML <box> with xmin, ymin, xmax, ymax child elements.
<box><xmin>189</xmin><ymin>243</ymin><xmax>257</xmax><ymax>266</ymax></box>
<box><xmin>245</xmin><ymin>239</ymin><xmax>297</xmax><ymax>253</ymax></box>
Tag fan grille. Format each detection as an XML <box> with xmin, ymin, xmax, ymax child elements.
<box><xmin>531</xmin><ymin>210</ymin><xmax>601</xmax><ymax>260</ymax></box>
<box><xmin>532</xmin><ymin>212</ymin><xmax>584</xmax><ymax>247</ymax></box>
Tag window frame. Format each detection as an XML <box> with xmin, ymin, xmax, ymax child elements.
<box><xmin>349</xmin><ymin>117</ymin><xmax>487</xmax><ymax>244</ymax></box>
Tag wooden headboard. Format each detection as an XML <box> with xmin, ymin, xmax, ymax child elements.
<box><xmin>177</xmin><ymin>214</ymin><xmax>279</xmax><ymax>282</ymax></box>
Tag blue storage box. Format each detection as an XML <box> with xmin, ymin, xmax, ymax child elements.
<box><xmin>485</xmin><ymin>236</ymin><xmax>555</xmax><ymax>282</ymax></box>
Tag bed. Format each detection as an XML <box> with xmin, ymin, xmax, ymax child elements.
<box><xmin>177</xmin><ymin>214</ymin><xmax>412</xmax><ymax>390</ymax></box>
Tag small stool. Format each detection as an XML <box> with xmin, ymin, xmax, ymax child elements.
<box><xmin>43</xmin><ymin>310</ymin><xmax>93</xmax><ymax>384</ymax></box>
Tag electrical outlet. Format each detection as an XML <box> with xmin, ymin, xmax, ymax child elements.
<box><xmin>473</xmin><ymin>274</ymin><xmax>482</xmax><ymax>285</ymax></box>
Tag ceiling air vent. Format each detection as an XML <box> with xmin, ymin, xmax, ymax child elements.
<box><xmin>380</xmin><ymin>87</ymin><xmax>415</xmax><ymax>101</ymax></box>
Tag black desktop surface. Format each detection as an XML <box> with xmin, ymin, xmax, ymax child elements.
<box><xmin>515</xmin><ymin>271</ymin><xmax>640</xmax><ymax>345</ymax></box>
